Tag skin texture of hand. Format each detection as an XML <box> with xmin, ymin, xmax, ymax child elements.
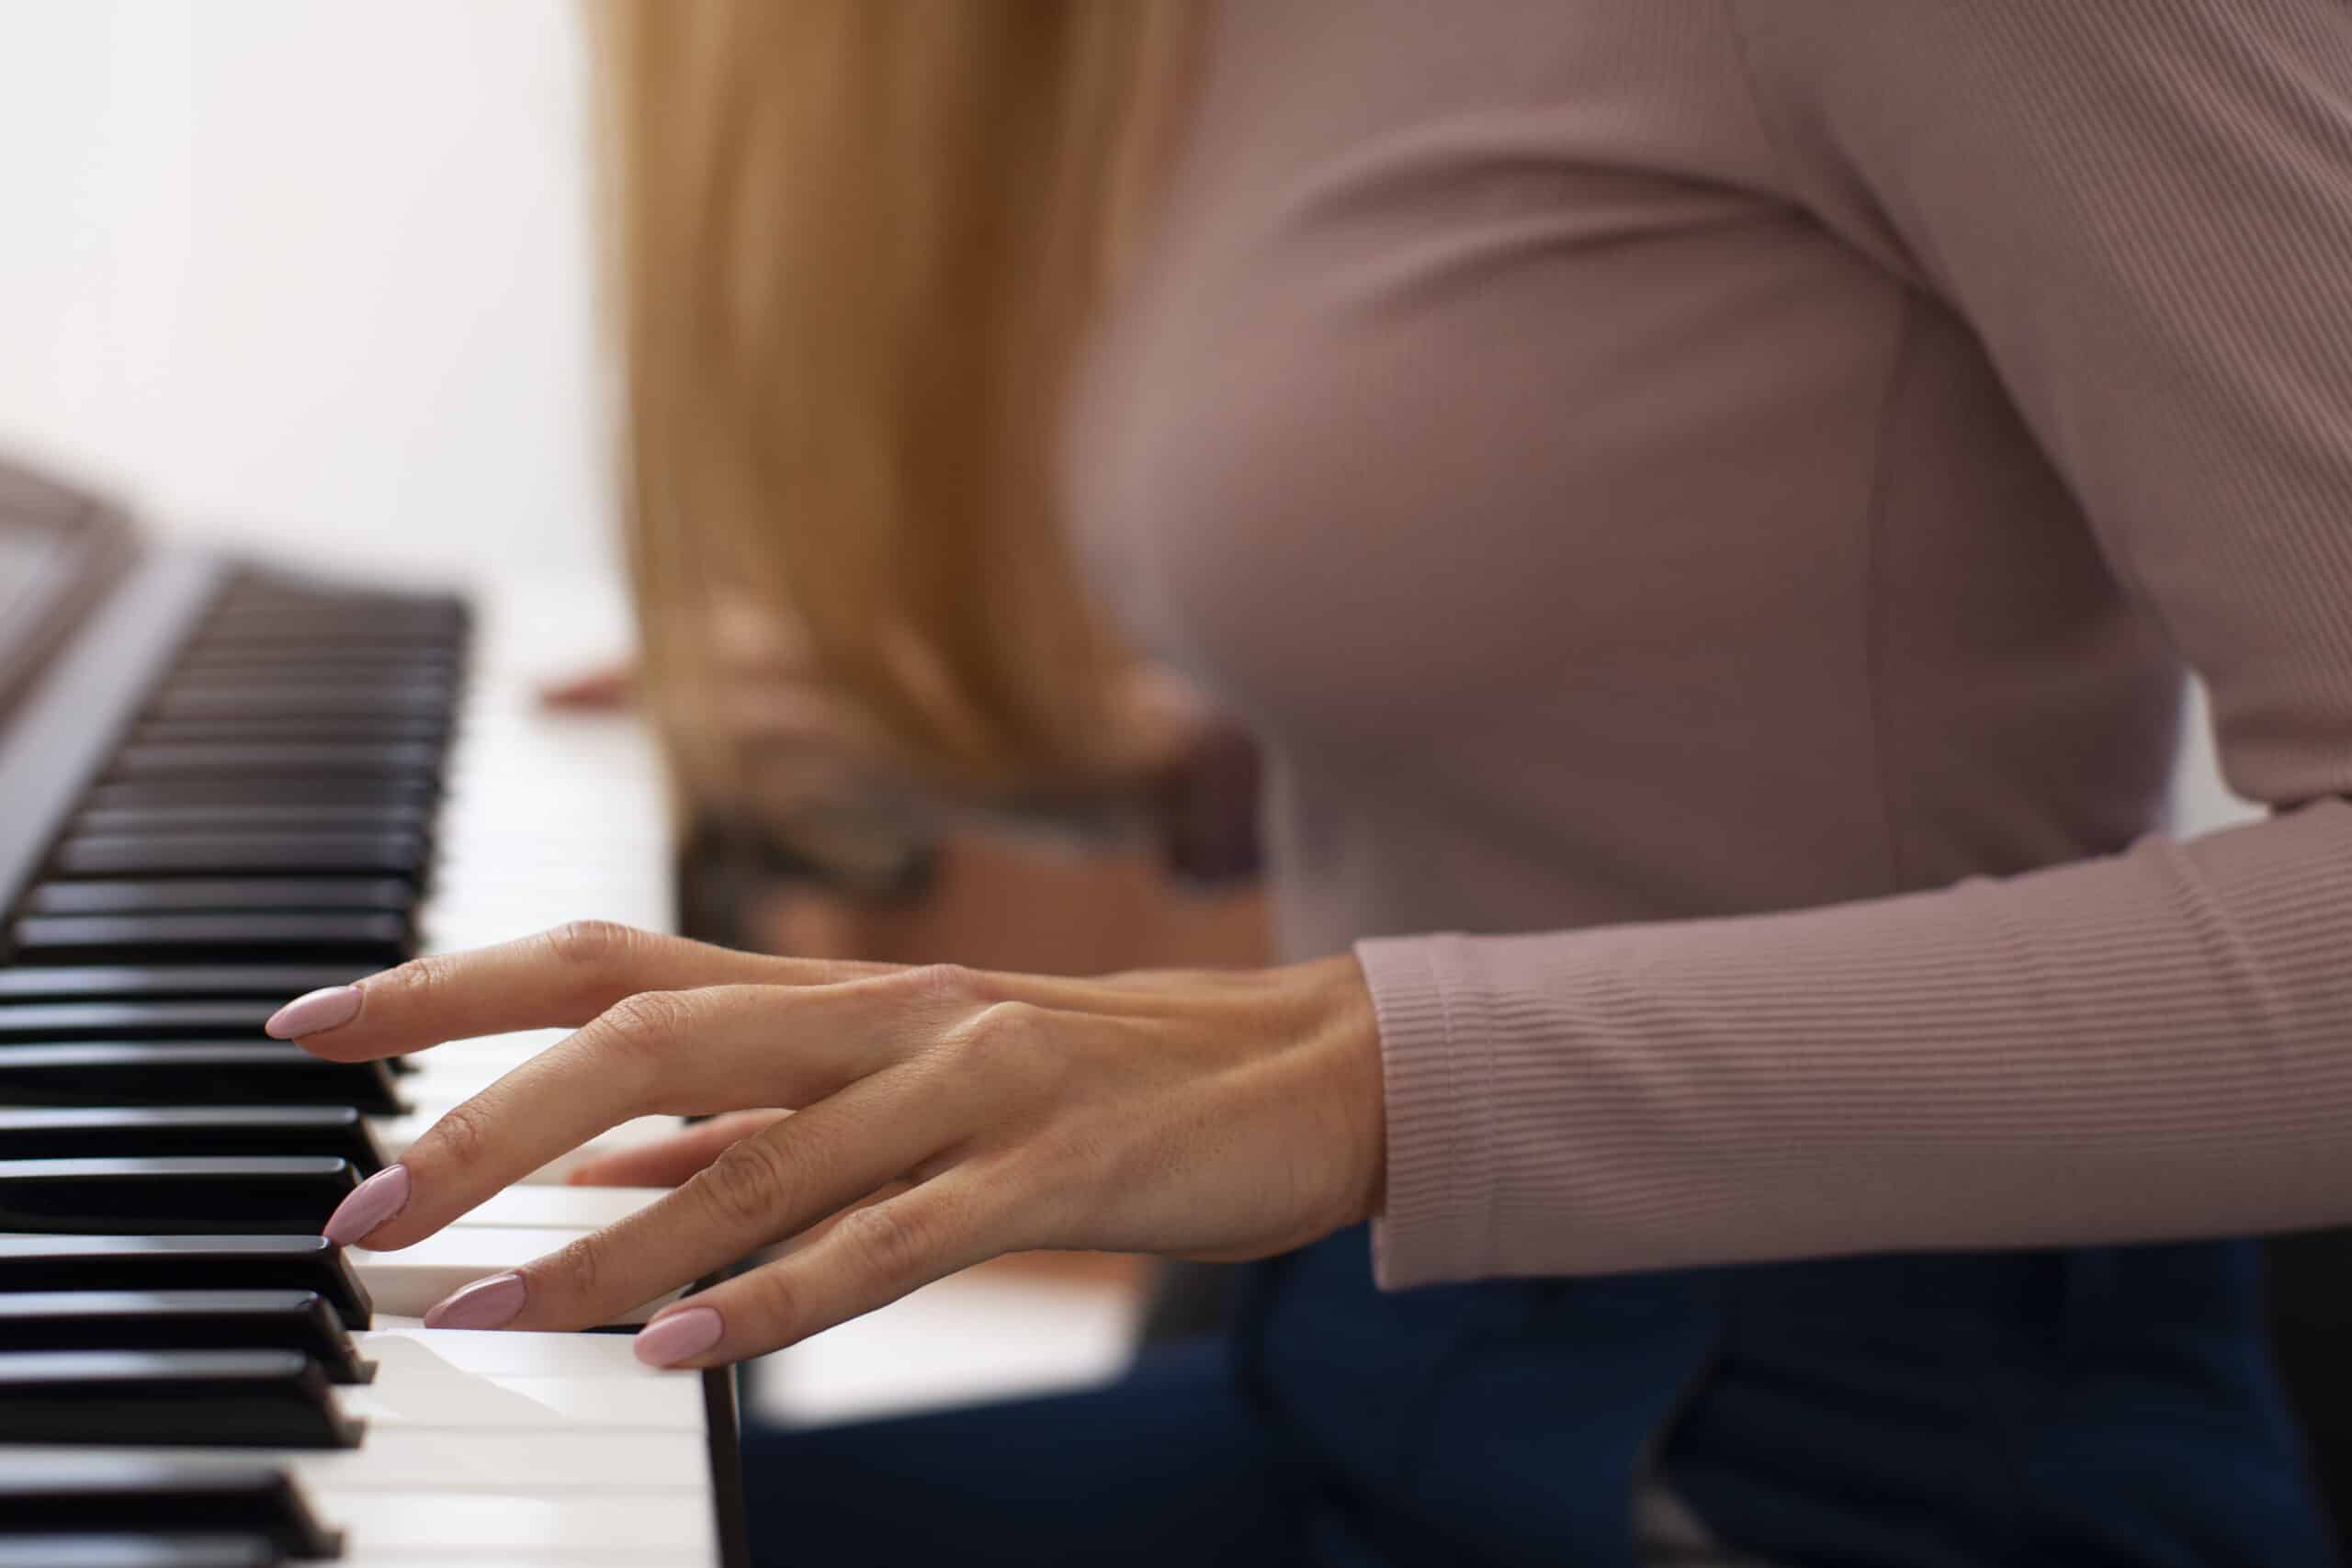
<box><xmin>267</xmin><ymin>923</ymin><xmax>1385</xmax><ymax>1369</ymax></box>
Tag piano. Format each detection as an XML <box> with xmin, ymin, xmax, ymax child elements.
<box><xmin>0</xmin><ymin>457</ymin><xmax>748</xmax><ymax>1566</ymax></box>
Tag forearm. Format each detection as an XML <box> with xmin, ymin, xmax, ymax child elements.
<box><xmin>1363</xmin><ymin>799</ymin><xmax>2352</xmax><ymax>1288</ymax></box>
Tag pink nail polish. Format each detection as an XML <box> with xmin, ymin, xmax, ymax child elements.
<box><xmin>634</xmin><ymin>1306</ymin><xmax>723</xmax><ymax>1367</ymax></box>
<box><xmin>424</xmin><ymin>1271</ymin><xmax>527</xmax><ymax>1330</ymax></box>
<box><xmin>266</xmin><ymin>985</ymin><xmax>362</xmax><ymax>1039</ymax></box>
<box><xmin>322</xmin><ymin>1163</ymin><xmax>410</xmax><ymax>1246</ymax></box>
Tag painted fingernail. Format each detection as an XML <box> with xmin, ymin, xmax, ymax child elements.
<box><xmin>425</xmin><ymin>1271</ymin><xmax>526</xmax><ymax>1330</ymax></box>
<box><xmin>634</xmin><ymin>1306</ymin><xmax>723</xmax><ymax>1367</ymax></box>
<box><xmin>322</xmin><ymin>1162</ymin><xmax>410</xmax><ymax>1246</ymax></box>
<box><xmin>266</xmin><ymin>985</ymin><xmax>362</xmax><ymax>1039</ymax></box>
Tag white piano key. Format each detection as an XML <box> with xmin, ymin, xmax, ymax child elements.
<box><xmin>420</xmin><ymin>1027</ymin><xmax>572</xmax><ymax>1061</ymax></box>
<box><xmin>465</xmin><ymin>1183</ymin><xmax>669</xmax><ymax>1230</ymax></box>
<box><xmin>370</xmin><ymin>1110</ymin><xmax>682</xmax><ymax>1181</ymax></box>
<box><xmin>347</xmin><ymin>1559</ymin><xmax>707</xmax><ymax>1568</ymax></box>
<box><xmin>87</xmin><ymin>1428</ymin><xmax>709</xmax><ymax>1493</ymax></box>
<box><xmin>339</xmin><ymin>1371</ymin><xmax>707</xmax><ymax>1432</ymax></box>
<box><xmin>520</xmin><ymin>1117</ymin><xmax>687</xmax><ymax>1184</ymax></box>
<box><xmin>313</xmin><ymin>1494</ymin><xmax>714</xmax><ymax>1559</ymax></box>
<box><xmin>395</xmin><ymin>1058</ymin><xmax>515</xmax><ymax>1103</ymax></box>
<box><xmin>351</xmin><ymin>1322</ymin><xmax>707</xmax><ymax>1435</ymax></box>
<box><xmin>350</xmin><ymin>1225</ymin><xmax>684</xmax><ymax>1322</ymax></box>
<box><xmin>357</xmin><ymin>1321</ymin><xmax>693</xmax><ymax>1380</ymax></box>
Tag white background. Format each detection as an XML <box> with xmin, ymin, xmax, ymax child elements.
<box><xmin>0</xmin><ymin>0</ymin><xmax>615</xmax><ymax>592</ymax></box>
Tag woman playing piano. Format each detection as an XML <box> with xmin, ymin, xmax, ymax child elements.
<box><xmin>266</xmin><ymin>3</ymin><xmax>2352</xmax><ymax>1563</ymax></box>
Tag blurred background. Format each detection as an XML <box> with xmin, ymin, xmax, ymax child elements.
<box><xmin>0</xmin><ymin>0</ymin><xmax>2263</xmax><ymax>1427</ymax></box>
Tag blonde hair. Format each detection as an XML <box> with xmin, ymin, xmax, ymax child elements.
<box><xmin>589</xmin><ymin>0</ymin><xmax>1190</xmax><ymax>831</ymax></box>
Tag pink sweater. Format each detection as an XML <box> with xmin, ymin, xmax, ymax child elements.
<box><xmin>1067</xmin><ymin>0</ymin><xmax>2352</xmax><ymax>1289</ymax></box>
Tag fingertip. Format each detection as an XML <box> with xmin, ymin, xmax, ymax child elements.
<box><xmin>266</xmin><ymin>984</ymin><xmax>363</xmax><ymax>1041</ymax></box>
<box><xmin>424</xmin><ymin>1271</ymin><xmax>527</xmax><ymax>1330</ymax></box>
<box><xmin>322</xmin><ymin>1162</ymin><xmax>411</xmax><ymax>1247</ymax></box>
<box><xmin>634</xmin><ymin>1304</ymin><xmax>725</xmax><ymax>1367</ymax></box>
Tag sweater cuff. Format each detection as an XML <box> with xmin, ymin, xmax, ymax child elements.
<box><xmin>1355</xmin><ymin>933</ymin><xmax>1498</xmax><ymax>1290</ymax></box>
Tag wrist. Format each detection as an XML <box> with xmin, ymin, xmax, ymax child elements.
<box><xmin>1293</xmin><ymin>951</ymin><xmax>1387</xmax><ymax>1234</ymax></box>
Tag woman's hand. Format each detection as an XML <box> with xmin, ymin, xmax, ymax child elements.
<box><xmin>266</xmin><ymin>923</ymin><xmax>1384</xmax><ymax>1368</ymax></box>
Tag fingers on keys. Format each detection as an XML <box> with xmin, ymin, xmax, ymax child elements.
<box><xmin>632</xmin><ymin>1168</ymin><xmax>1018</xmax><ymax>1367</ymax></box>
<box><xmin>326</xmin><ymin>976</ymin><xmax>937</xmax><ymax>1251</ymax></box>
<box><xmin>438</xmin><ymin>1073</ymin><xmax>983</xmax><ymax>1338</ymax></box>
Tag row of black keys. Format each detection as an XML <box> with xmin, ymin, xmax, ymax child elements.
<box><xmin>11</xmin><ymin>571</ymin><xmax>464</xmax><ymax>966</ymax></box>
<box><xmin>3</xmin><ymin>576</ymin><xmax>467</xmax><ymax>1565</ymax></box>
<box><xmin>0</xmin><ymin>964</ymin><xmax>410</xmax><ymax>1113</ymax></box>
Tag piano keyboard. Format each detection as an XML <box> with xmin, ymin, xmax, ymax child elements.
<box><xmin>0</xmin><ymin>466</ymin><xmax>742</xmax><ymax>1566</ymax></box>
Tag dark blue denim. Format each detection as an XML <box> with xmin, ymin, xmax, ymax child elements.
<box><xmin>745</xmin><ymin>1230</ymin><xmax>2333</xmax><ymax>1566</ymax></box>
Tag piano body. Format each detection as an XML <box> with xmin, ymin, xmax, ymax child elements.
<box><xmin>0</xmin><ymin>457</ymin><xmax>747</xmax><ymax>1566</ymax></box>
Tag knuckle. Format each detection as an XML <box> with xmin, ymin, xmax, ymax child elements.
<box><xmin>738</xmin><ymin>1266</ymin><xmax>805</xmax><ymax>1341</ymax></box>
<box><xmin>384</xmin><ymin>952</ymin><xmax>458</xmax><ymax>1016</ymax></box>
<box><xmin>543</xmin><ymin>919</ymin><xmax>641</xmax><ymax>972</ymax></box>
<box><xmin>949</xmin><ymin>999</ymin><xmax>1044</xmax><ymax>1055</ymax></box>
<box><xmin>934</xmin><ymin>1001</ymin><xmax>1062</xmax><ymax>1098</ymax></box>
<box><xmin>898</xmin><ymin>963</ymin><xmax>989</xmax><ymax>1005</ymax></box>
<box><xmin>694</xmin><ymin>1135</ymin><xmax>794</xmax><ymax>1234</ymax></box>
<box><xmin>426</xmin><ymin>1098</ymin><xmax>496</xmax><ymax>1175</ymax></box>
<box><xmin>594</xmin><ymin>989</ymin><xmax>696</xmax><ymax>1063</ymax></box>
<box><xmin>837</xmin><ymin>1201</ymin><xmax>933</xmax><ymax>1286</ymax></box>
<box><xmin>542</xmin><ymin>1226</ymin><xmax>615</xmax><ymax>1305</ymax></box>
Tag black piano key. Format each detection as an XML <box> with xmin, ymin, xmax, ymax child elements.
<box><xmin>0</xmin><ymin>1031</ymin><xmax>420</xmax><ymax>1081</ymax></box>
<box><xmin>136</xmin><ymin>716</ymin><xmax>450</xmax><ymax>746</ymax></box>
<box><xmin>207</xmin><ymin>587</ymin><xmax>460</xmax><ymax>613</ymax></box>
<box><xmin>163</xmin><ymin>660</ymin><xmax>457</xmax><ymax>689</ymax></box>
<box><xmin>0</xmin><ymin>1536</ymin><xmax>283</xmax><ymax>1568</ymax></box>
<box><xmin>0</xmin><ymin>1156</ymin><xmax>360</xmax><ymax>1235</ymax></box>
<box><xmin>0</xmin><ymin>1107</ymin><xmax>385</xmax><ymax>1172</ymax></box>
<box><xmin>25</xmin><ymin>879</ymin><xmax>413</xmax><ymax>916</ymax></box>
<box><xmin>0</xmin><ymin>1292</ymin><xmax>373</xmax><ymax>1384</ymax></box>
<box><xmin>180</xmin><ymin>623</ymin><xmax>459</xmax><ymax>651</ymax></box>
<box><xmin>180</xmin><ymin>630</ymin><xmax>460</xmax><ymax>656</ymax></box>
<box><xmin>0</xmin><ymin>1351</ymin><xmax>363</xmax><ymax>1449</ymax></box>
<box><xmin>156</xmin><ymin>678</ymin><xmax>458</xmax><ymax>715</ymax></box>
<box><xmin>219</xmin><ymin>572</ymin><xmax>460</xmax><ymax>605</ymax></box>
<box><xmin>11</xmin><ymin>913</ymin><xmax>412</xmax><ymax>964</ymax></box>
<box><xmin>0</xmin><ymin>964</ymin><xmax>368</xmax><ymax>1001</ymax></box>
<box><xmin>0</xmin><ymin>1235</ymin><xmax>372</xmax><ymax>1326</ymax></box>
<box><xmin>213</xmin><ymin>604</ymin><xmax>459</xmax><ymax>629</ymax></box>
<box><xmin>107</xmin><ymin>741</ymin><xmax>445</xmax><ymax>781</ymax></box>
<box><xmin>174</xmin><ymin>649</ymin><xmax>458</xmax><ymax>677</ymax></box>
<box><xmin>49</xmin><ymin>835</ymin><xmax>429</xmax><ymax>878</ymax></box>
<box><xmin>199</xmin><ymin>613</ymin><xmax>462</xmax><ymax>646</ymax></box>
<box><xmin>86</xmin><ymin>778</ymin><xmax>434</xmax><ymax>812</ymax></box>
<box><xmin>0</xmin><ymin>999</ymin><xmax>282</xmax><ymax>1041</ymax></box>
<box><xmin>150</xmin><ymin>684</ymin><xmax>452</xmax><ymax>721</ymax></box>
<box><xmin>0</xmin><ymin>1461</ymin><xmax>335</xmax><ymax>1562</ymax></box>
<box><xmin>0</xmin><ymin>1044</ymin><xmax>406</xmax><ymax>1114</ymax></box>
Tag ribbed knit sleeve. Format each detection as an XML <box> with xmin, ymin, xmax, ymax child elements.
<box><xmin>1363</xmin><ymin>0</ymin><xmax>2352</xmax><ymax>1289</ymax></box>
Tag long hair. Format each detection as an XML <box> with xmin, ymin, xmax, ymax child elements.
<box><xmin>588</xmin><ymin>0</ymin><xmax>1190</xmax><ymax>837</ymax></box>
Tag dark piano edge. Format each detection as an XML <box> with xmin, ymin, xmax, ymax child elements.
<box><xmin>706</xmin><ymin>1359</ymin><xmax>750</xmax><ymax>1568</ymax></box>
<box><xmin>0</xmin><ymin>545</ymin><xmax>224</xmax><ymax>921</ymax></box>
